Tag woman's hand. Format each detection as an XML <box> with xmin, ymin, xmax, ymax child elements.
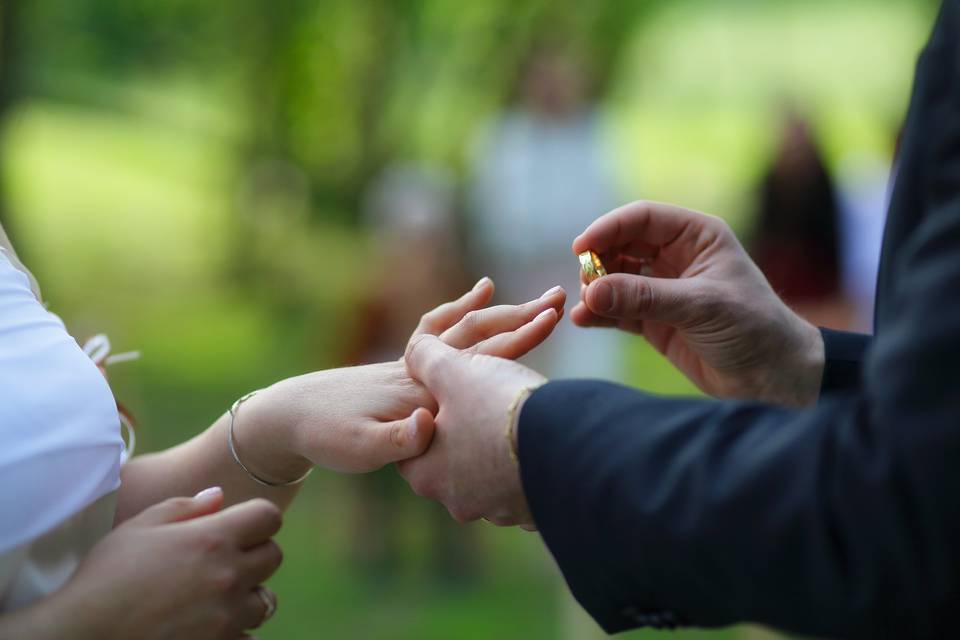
<box><xmin>570</xmin><ymin>201</ymin><xmax>824</xmax><ymax>407</ymax></box>
<box><xmin>11</xmin><ymin>488</ymin><xmax>283</xmax><ymax>640</ymax></box>
<box><xmin>411</xmin><ymin>277</ymin><xmax>566</xmax><ymax>361</ymax></box>
<box><xmin>240</xmin><ymin>278</ymin><xmax>566</xmax><ymax>478</ymax></box>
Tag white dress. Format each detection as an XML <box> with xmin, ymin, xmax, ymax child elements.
<box><xmin>0</xmin><ymin>246</ymin><xmax>123</xmax><ymax>611</ymax></box>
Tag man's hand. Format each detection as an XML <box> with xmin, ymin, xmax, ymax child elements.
<box><xmin>571</xmin><ymin>201</ymin><xmax>824</xmax><ymax>407</ymax></box>
<box><xmin>399</xmin><ymin>333</ymin><xmax>549</xmax><ymax>529</ymax></box>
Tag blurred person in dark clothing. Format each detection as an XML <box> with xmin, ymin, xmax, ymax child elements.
<box><xmin>752</xmin><ymin>112</ymin><xmax>853</xmax><ymax>327</ymax></box>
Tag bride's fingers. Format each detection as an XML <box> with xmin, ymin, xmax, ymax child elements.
<box><xmin>412</xmin><ymin>277</ymin><xmax>495</xmax><ymax>338</ymax></box>
<box><xmin>472</xmin><ymin>307</ymin><xmax>560</xmax><ymax>360</ymax></box>
<box><xmin>363</xmin><ymin>408</ymin><xmax>436</xmax><ymax>471</ymax></box>
<box><xmin>440</xmin><ymin>286</ymin><xmax>566</xmax><ymax>349</ymax></box>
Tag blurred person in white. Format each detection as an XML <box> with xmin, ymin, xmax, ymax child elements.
<box><xmin>468</xmin><ymin>41</ymin><xmax>622</xmax><ymax>640</ymax></box>
<box><xmin>0</xmin><ymin>220</ymin><xmax>564</xmax><ymax>638</ymax></box>
<box><xmin>468</xmin><ymin>41</ymin><xmax>625</xmax><ymax>381</ymax></box>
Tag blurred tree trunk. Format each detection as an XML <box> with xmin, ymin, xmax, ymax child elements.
<box><xmin>345</xmin><ymin>0</ymin><xmax>401</xmax><ymax>217</ymax></box>
<box><xmin>0</xmin><ymin>0</ymin><xmax>24</xmax><ymax>235</ymax></box>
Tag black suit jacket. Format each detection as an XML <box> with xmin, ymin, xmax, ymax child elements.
<box><xmin>517</xmin><ymin>3</ymin><xmax>960</xmax><ymax>638</ymax></box>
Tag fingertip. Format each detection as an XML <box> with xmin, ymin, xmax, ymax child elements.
<box><xmin>550</xmin><ymin>286</ymin><xmax>568</xmax><ymax>309</ymax></box>
<box><xmin>472</xmin><ymin>276</ymin><xmax>495</xmax><ymax>302</ymax></box>
<box><xmin>387</xmin><ymin>409</ymin><xmax>435</xmax><ymax>464</ymax></box>
<box><xmin>472</xmin><ymin>276</ymin><xmax>492</xmax><ymax>291</ymax></box>
<box><xmin>192</xmin><ymin>486</ymin><xmax>224</xmax><ymax>514</ymax></box>
<box><xmin>570</xmin><ymin>301</ymin><xmax>615</xmax><ymax>328</ymax></box>
<box><xmin>585</xmin><ymin>278</ymin><xmax>615</xmax><ymax>315</ymax></box>
<box><xmin>572</xmin><ymin>234</ymin><xmax>588</xmax><ymax>254</ymax></box>
<box><xmin>569</xmin><ymin>302</ymin><xmax>591</xmax><ymax>325</ymax></box>
<box><xmin>193</xmin><ymin>486</ymin><xmax>223</xmax><ymax>502</ymax></box>
<box><xmin>538</xmin><ymin>284</ymin><xmax>564</xmax><ymax>300</ymax></box>
<box><xmin>410</xmin><ymin>407</ymin><xmax>436</xmax><ymax>449</ymax></box>
<box><xmin>533</xmin><ymin>307</ymin><xmax>559</xmax><ymax>324</ymax></box>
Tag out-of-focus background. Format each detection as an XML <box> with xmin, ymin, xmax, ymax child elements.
<box><xmin>0</xmin><ymin>0</ymin><xmax>939</xmax><ymax>638</ymax></box>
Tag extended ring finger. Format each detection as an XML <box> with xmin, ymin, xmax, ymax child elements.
<box><xmin>440</xmin><ymin>287</ymin><xmax>566</xmax><ymax>349</ymax></box>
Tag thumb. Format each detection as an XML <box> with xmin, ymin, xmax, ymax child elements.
<box><xmin>128</xmin><ymin>487</ymin><xmax>224</xmax><ymax>527</ymax></box>
<box><xmin>585</xmin><ymin>273</ymin><xmax>702</xmax><ymax>326</ymax></box>
<box><xmin>365</xmin><ymin>407</ymin><xmax>436</xmax><ymax>469</ymax></box>
<box><xmin>404</xmin><ymin>333</ymin><xmax>462</xmax><ymax>397</ymax></box>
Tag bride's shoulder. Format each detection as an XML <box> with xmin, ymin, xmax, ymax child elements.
<box><xmin>0</xmin><ymin>249</ymin><xmax>123</xmax><ymax>554</ymax></box>
<box><xmin>0</xmin><ymin>248</ymin><xmax>121</xmax><ymax>449</ymax></box>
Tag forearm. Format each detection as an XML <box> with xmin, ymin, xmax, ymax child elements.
<box><xmin>0</xmin><ymin>590</ymin><xmax>87</xmax><ymax>640</ymax></box>
<box><xmin>519</xmin><ymin>380</ymin><xmax>956</xmax><ymax>637</ymax></box>
<box><xmin>115</xmin><ymin>382</ymin><xmax>311</xmax><ymax>523</ymax></box>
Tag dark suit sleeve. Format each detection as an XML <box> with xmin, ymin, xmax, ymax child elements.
<box><xmin>819</xmin><ymin>328</ymin><xmax>870</xmax><ymax>392</ymax></box>
<box><xmin>518</xmin><ymin>37</ymin><xmax>960</xmax><ymax>640</ymax></box>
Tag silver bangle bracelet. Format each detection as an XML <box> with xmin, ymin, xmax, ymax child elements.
<box><xmin>228</xmin><ymin>390</ymin><xmax>313</xmax><ymax>488</ymax></box>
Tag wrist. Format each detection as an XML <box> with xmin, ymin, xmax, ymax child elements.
<box><xmin>233</xmin><ymin>382</ymin><xmax>313</xmax><ymax>484</ymax></box>
<box><xmin>1</xmin><ymin>587</ymin><xmax>102</xmax><ymax>640</ymax></box>
<box><xmin>794</xmin><ymin>318</ymin><xmax>826</xmax><ymax>405</ymax></box>
<box><xmin>764</xmin><ymin>315</ymin><xmax>825</xmax><ymax>408</ymax></box>
<box><xmin>506</xmin><ymin>380</ymin><xmax>547</xmax><ymax>463</ymax></box>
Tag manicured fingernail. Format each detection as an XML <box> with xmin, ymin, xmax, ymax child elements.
<box><xmin>540</xmin><ymin>285</ymin><xmax>563</xmax><ymax>299</ymax></box>
<box><xmin>592</xmin><ymin>281</ymin><xmax>615</xmax><ymax>313</ymax></box>
<box><xmin>473</xmin><ymin>276</ymin><xmax>492</xmax><ymax>291</ymax></box>
<box><xmin>407</xmin><ymin>412</ymin><xmax>422</xmax><ymax>442</ymax></box>
<box><xmin>194</xmin><ymin>486</ymin><xmax>222</xmax><ymax>502</ymax></box>
<box><xmin>534</xmin><ymin>308</ymin><xmax>555</xmax><ymax>322</ymax></box>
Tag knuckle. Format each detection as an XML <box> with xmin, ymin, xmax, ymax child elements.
<box><xmin>461</xmin><ymin>309</ymin><xmax>482</xmax><ymax>330</ymax></box>
<box><xmin>690</xmin><ymin>288</ymin><xmax>727</xmax><ymax>324</ymax></box>
<box><xmin>447</xmin><ymin>505</ymin><xmax>476</xmax><ymax>524</ymax></box>
<box><xmin>708</xmin><ymin>212</ymin><xmax>730</xmax><ymax>231</ymax></box>
<box><xmin>208</xmin><ymin>608</ymin><xmax>234</xmax><ymax>637</ymax></box>
<box><xmin>409</xmin><ymin>474</ymin><xmax>439</xmax><ymax>500</ymax></box>
<box><xmin>267</xmin><ymin>541</ymin><xmax>284</xmax><ymax>570</ymax></box>
<box><xmin>405</xmin><ymin>333</ymin><xmax>429</xmax><ymax>362</ymax></box>
<box><xmin>390</xmin><ymin>421</ymin><xmax>406</xmax><ymax>449</ymax></box>
<box><xmin>418</xmin><ymin>306</ymin><xmax>443</xmax><ymax>332</ymax></box>
<box><xmin>209</xmin><ymin>566</ymin><xmax>240</xmax><ymax>594</ymax></box>
<box><xmin>195</xmin><ymin>530</ymin><xmax>228</xmax><ymax>555</ymax></box>
<box><xmin>627</xmin><ymin>277</ymin><xmax>654</xmax><ymax>313</ymax></box>
<box><xmin>416</xmin><ymin>316</ymin><xmax>434</xmax><ymax>335</ymax></box>
<box><xmin>164</xmin><ymin>496</ymin><xmax>194</xmax><ymax>513</ymax></box>
<box><xmin>704</xmin><ymin>213</ymin><xmax>732</xmax><ymax>238</ymax></box>
<box><xmin>253</xmin><ymin>500</ymin><xmax>283</xmax><ymax>533</ymax></box>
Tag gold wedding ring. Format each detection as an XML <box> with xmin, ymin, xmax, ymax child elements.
<box><xmin>578</xmin><ymin>250</ymin><xmax>607</xmax><ymax>283</ymax></box>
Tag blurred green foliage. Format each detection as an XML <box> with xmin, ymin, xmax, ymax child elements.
<box><xmin>0</xmin><ymin>0</ymin><xmax>939</xmax><ymax>638</ymax></box>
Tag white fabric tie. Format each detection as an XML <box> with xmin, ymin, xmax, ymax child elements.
<box><xmin>82</xmin><ymin>334</ymin><xmax>140</xmax><ymax>463</ymax></box>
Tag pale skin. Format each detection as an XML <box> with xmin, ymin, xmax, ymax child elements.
<box><xmin>400</xmin><ymin>200</ymin><xmax>828</xmax><ymax>526</ymax></box>
<box><xmin>1</xmin><ymin>221</ymin><xmax>567</xmax><ymax>639</ymax></box>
